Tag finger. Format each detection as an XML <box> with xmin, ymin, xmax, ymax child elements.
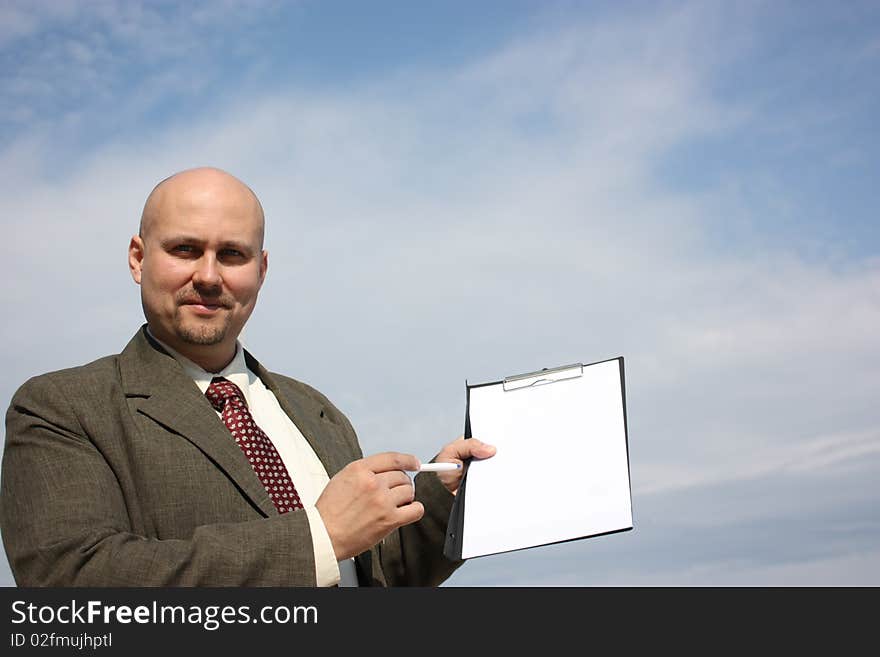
<box><xmin>435</xmin><ymin>470</ymin><xmax>463</xmax><ymax>491</ymax></box>
<box><xmin>442</xmin><ymin>437</ymin><xmax>496</xmax><ymax>461</ymax></box>
<box><xmin>467</xmin><ymin>438</ymin><xmax>497</xmax><ymax>459</ymax></box>
<box><xmin>362</xmin><ymin>452</ymin><xmax>420</xmax><ymax>474</ymax></box>
<box><xmin>375</xmin><ymin>470</ymin><xmax>413</xmax><ymax>489</ymax></box>
<box><xmin>388</xmin><ymin>481</ymin><xmax>417</xmax><ymax>507</ymax></box>
<box><xmin>394</xmin><ymin>500</ymin><xmax>424</xmax><ymax>526</ymax></box>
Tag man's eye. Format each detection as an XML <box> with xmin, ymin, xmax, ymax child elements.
<box><xmin>173</xmin><ymin>245</ymin><xmax>195</xmax><ymax>254</ymax></box>
<box><xmin>220</xmin><ymin>249</ymin><xmax>244</xmax><ymax>258</ymax></box>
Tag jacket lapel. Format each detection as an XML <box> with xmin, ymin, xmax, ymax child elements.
<box><xmin>119</xmin><ymin>328</ymin><xmax>378</xmax><ymax>583</ymax></box>
<box><xmin>245</xmin><ymin>354</ymin><xmax>351</xmax><ymax>479</ymax></box>
<box><xmin>119</xmin><ymin>328</ymin><xmax>277</xmax><ymax>518</ymax></box>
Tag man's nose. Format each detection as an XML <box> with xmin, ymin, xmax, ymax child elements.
<box><xmin>192</xmin><ymin>254</ymin><xmax>222</xmax><ymax>288</ymax></box>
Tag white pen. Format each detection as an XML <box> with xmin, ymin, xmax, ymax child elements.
<box><xmin>417</xmin><ymin>463</ymin><xmax>462</xmax><ymax>473</ymax></box>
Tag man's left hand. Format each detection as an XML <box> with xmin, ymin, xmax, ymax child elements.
<box><xmin>429</xmin><ymin>436</ymin><xmax>496</xmax><ymax>495</ymax></box>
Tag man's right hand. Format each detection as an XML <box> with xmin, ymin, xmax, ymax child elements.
<box><xmin>315</xmin><ymin>452</ymin><xmax>424</xmax><ymax>561</ymax></box>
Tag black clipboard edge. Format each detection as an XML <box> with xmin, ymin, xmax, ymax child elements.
<box><xmin>619</xmin><ymin>356</ymin><xmax>634</xmax><ymax>528</ymax></box>
<box><xmin>445</xmin><ymin>356</ymin><xmax>632</xmax><ymax>562</ymax></box>
<box><xmin>443</xmin><ymin>381</ymin><xmax>471</xmax><ymax>560</ymax></box>
<box><xmin>460</xmin><ymin>525</ymin><xmax>634</xmax><ymax>561</ymax></box>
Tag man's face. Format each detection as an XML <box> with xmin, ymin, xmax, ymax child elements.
<box><xmin>129</xmin><ymin>172</ymin><xmax>267</xmax><ymax>369</ymax></box>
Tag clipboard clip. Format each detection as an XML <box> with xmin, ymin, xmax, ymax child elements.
<box><xmin>502</xmin><ymin>363</ymin><xmax>584</xmax><ymax>391</ymax></box>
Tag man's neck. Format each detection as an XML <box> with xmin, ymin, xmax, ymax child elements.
<box><xmin>187</xmin><ymin>349</ymin><xmax>236</xmax><ymax>374</ymax></box>
<box><xmin>146</xmin><ymin>327</ymin><xmax>237</xmax><ymax>374</ymax></box>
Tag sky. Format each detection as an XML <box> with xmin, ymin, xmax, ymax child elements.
<box><xmin>0</xmin><ymin>0</ymin><xmax>878</xmax><ymax>586</ymax></box>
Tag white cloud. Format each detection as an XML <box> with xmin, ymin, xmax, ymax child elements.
<box><xmin>635</xmin><ymin>427</ymin><xmax>880</xmax><ymax>497</ymax></box>
<box><xmin>0</xmin><ymin>0</ymin><xmax>283</xmax><ymax>137</ymax></box>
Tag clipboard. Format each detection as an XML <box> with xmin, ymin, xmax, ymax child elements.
<box><xmin>444</xmin><ymin>357</ymin><xmax>633</xmax><ymax>561</ymax></box>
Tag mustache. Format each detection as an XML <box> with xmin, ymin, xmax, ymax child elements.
<box><xmin>175</xmin><ymin>289</ymin><xmax>234</xmax><ymax>308</ymax></box>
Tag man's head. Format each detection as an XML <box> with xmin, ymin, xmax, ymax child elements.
<box><xmin>128</xmin><ymin>167</ymin><xmax>268</xmax><ymax>372</ymax></box>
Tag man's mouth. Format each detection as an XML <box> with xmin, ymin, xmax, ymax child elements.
<box><xmin>182</xmin><ymin>301</ymin><xmax>228</xmax><ymax>312</ymax></box>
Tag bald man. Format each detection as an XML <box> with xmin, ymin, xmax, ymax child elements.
<box><xmin>0</xmin><ymin>167</ymin><xmax>494</xmax><ymax>586</ymax></box>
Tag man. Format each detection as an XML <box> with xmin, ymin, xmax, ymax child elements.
<box><xmin>0</xmin><ymin>167</ymin><xmax>495</xmax><ymax>586</ymax></box>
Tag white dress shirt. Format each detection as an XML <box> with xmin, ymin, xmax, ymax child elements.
<box><xmin>149</xmin><ymin>331</ymin><xmax>359</xmax><ymax>587</ymax></box>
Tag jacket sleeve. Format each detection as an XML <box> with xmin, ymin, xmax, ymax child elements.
<box><xmin>380</xmin><ymin>467</ymin><xmax>464</xmax><ymax>586</ymax></box>
<box><xmin>328</xmin><ymin>410</ymin><xmax>465</xmax><ymax>586</ymax></box>
<box><xmin>1</xmin><ymin>374</ymin><xmax>320</xmax><ymax>587</ymax></box>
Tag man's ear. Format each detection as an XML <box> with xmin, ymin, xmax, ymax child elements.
<box><xmin>128</xmin><ymin>235</ymin><xmax>145</xmax><ymax>284</ymax></box>
<box><xmin>258</xmin><ymin>250</ymin><xmax>268</xmax><ymax>287</ymax></box>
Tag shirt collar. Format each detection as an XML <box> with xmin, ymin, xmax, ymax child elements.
<box><xmin>146</xmin><ymin>327</ymin><xmax>254</xmax><ymax>406</ymax></box>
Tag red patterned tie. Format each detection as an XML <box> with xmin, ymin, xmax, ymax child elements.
<box><xmin>205</xmin><ymin>377</ymin><xmax>303</xmax><ymax>514</ymax></box>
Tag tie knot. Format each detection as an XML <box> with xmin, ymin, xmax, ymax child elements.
<box><xmin>205</xmin><ymin>377</ymin><xmax>246</xmax><ymax>412</ymax></box>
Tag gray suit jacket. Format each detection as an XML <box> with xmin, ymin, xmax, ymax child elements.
<box><xmin>0</xmin><ymin>327</ymin><xmax>460</xmax><ymax>586</ymax></box>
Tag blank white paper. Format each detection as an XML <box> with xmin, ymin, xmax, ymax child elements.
<box><xmin>461</xmin><ymin>359</ymin><xmax>632</xmax><ymax>559</ymax></box>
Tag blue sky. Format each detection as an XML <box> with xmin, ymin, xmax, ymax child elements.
<box><xmin>1</xmin><ymin>0</ymin><xmax>878</xmax><ymax>586</ymax></box>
